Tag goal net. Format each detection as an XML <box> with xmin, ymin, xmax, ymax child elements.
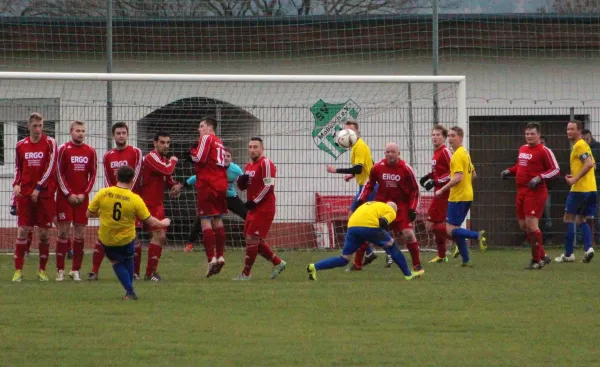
<box><xmin>0</xmin><ymin>72</ymin><xmax>466</xmax><ymax>253</ymax></box>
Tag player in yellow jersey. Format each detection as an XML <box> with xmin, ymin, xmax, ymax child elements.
<box><xmin>86</xmin><ymin>166</ymin><xmax>170</xmax><ymax>300</ymax></box>
<box><xmin>306</xmin><ymin>201</ymin><xmax>422</xmax><ymax>281</ymax></box>
<box><xmin>325</xmin><ymin>120</ymin><xmax>379</xmax><ymax>270</ymax></box>
<box><xmin>556</xmin><ymin>120</ymin><xmax>597</xmax><ymax>263</ymax></box>
<box><xmin>435</xmin><ymin>126</ymin><xmax>486</xmax><ymax>266</ymax></box>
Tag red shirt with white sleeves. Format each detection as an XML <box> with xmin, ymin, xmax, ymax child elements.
<box><xmin>102</xmin><ymin>145</ymin><xmax>143</xmax><ymax>193</ymax></box>
<box><xmin>359</xmin><ymin>158</ymin><xmax>420</xmax><ymax>211</ymax></box>
<box><xmin>140</xmin><ymin>150</ymin><xmax>178</xmax><ymax>207</ymax></box>
<box><xmin>56</xmin><ymin>141</ymin><xmax>97</xmax><ymax>197</ymax></box>
<box><xmin>190</xmin><ymin>134</ymin><xmax>228</xmax><ymax>193</ymax></box>
<box><xmin>13</xmin><ymin>134</ymin><xmax>58</xmax><ymax>198</ymax></box>
<box><xmin>239</xmin><ymin>156</ymin><xmax>276</xmax><ymax>210</ymax></box>
<box><xmin>507</xmin><ymin>143</ymin><xmax>559</xmax><ymax>191</ymax></box>
<box><xmin>431</xmin><ymin>144</ymin><xmax>452</xmax><ymax>197</ymax></box>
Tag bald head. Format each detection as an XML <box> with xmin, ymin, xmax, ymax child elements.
<box><xmin>386</xmin><ymin>201</ymin><xmax>398</xmax><ymax>212</ymax></box>
<box><xmin>384</xmin><ymin>142</ymin><xmax>400</xmax><ymax>165</ymax></box>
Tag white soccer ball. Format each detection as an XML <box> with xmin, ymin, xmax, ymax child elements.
<box><xmin>336</xmin><ymin>129</ymin><xmax>357</xmax><ymax>148</ymax></box>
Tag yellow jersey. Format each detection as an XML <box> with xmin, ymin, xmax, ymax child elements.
<box><xmin>88</xmin><ymin>186</ymin><xmax>151</xmax><ymax>247</ymax></box>
<box><xmin>570</xmin><ymin>139</ymin><xmax>597</xmax><ymax>192</ymax></box>
<box><xmin>351</xmin><ymin>138</ymin><xmax>374</xmax><ymax>186</ymax></box>
<box><xmin>449</xmin><ymin>145</ymin><xmax>475</xmax><ymax>202</ymax></box>
<box><xmin>348</xmin><ymin>201</ymin><xmax>396</xmax><ymax>229</ymax></box>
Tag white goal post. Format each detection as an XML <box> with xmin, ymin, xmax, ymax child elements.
<box><xmin>0</xmin><ymin>72</ymin><xmax>466</xmax><ymax>252</ymax></box>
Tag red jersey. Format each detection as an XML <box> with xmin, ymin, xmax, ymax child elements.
<box><xmin>56</xmin><ymin>141</ymin><xmax>97</xmax><ymax>197</ymax></box>
<box><xmin>13</xmin><ymin>134</ymin><xmax>58</xmax><ymax>198</ymax></box>
<box><xmin>359</xmin><ymin>159</ymin><xmax>420</xmax><ymax>210</ymax></box>
<box><xmin>431</xmin><ymin>145</ymin><xmax>452</xmax><ymax>196</ymax></box>
<box><xmin>190</xmin><ymin>134</ymin><xmax>228</xmax><ymax>193</ymax></box>
<box><xmin>507</xmin><ymin>143</ymin><xmax>559</xmax><ymax>191</ymax></box>
<box><xmin>140</xmin><ymin>150</ymin><xmax>178</xmax><ymax>207</ymax></box>
<box><xmin>103</xmin><ymin>145</ymin><xmax>143</xmax><ymax>192</ymax></box>
<box><xmin>239</xmin><ymin>156</ymin><xmax>276</xmax><ymax>209</ymax></box>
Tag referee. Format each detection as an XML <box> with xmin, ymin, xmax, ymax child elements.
<box><xmin>87</xmin><ymin>166</ymin><xmax>170</xmax><ymax>300</ymax></box>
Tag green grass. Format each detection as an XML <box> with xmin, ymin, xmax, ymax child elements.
<box><xmin>1</xmin><ymin>249</ymin><xmax>599</xmax><ymax>366</ymax></box>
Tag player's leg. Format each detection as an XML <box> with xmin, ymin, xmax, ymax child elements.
<box><xmin>200</xmin><ymin>216</ymin><xmax>218</xmax><ymax>276</ymax></box>
<box><xmin>145</xmin><ymin>229</ymin><xmax>165</xmax><ymax>281</ymax></box>
<box><xmin>251</xmin><ymin>208</ymin><xmax>286</xmax><ymax>279</ymax></box>
<box><xmin>403</xmin><ymin>228</ymin><xmax>422</xmax><ymax>271</ymax></box>
<box><xmin>56</xmin><ymin>221</ymin><xmax>71</xmax><ymax>281</ymax></box>
<box><xmin>70</xmin><ymin>224</ymin><xmax>86</xmax><ymax>281</ymax></box>
<box><xmin>307</xmin><ymin>228</ymin><xmax>362</xmax><ymax>280</ymax></box>
<box><xmin>13</xmin><ymin>196</ymin><xmax>33</xmax><ymax>281</ymax></box>
<box><xmin>104</xmin><ymin>241</ymin><xmax>137</xmax><ymax>300</ymax></box>
<box><xmin>427</xmin><ymin>196</ymin><xmax>450</xmax><ymax>263</ymax></box>
<box><xmin>213</xmin><ymin>215</ymin><xmax>227</xmax><ymax>272</ymax></box>
<box><xmin>36</xmin><ymin>198</ymin><xmax>55</xmax><ymax>281</ymax></box>
<box><xmin>445</xmin><ymin>202</ymin><xmax>484</xmax><ymax>266</ymax></box>
<box><xmin>227</xmin><ymin>195</ymin><xmax>248</xmax><ymax>220</ymax></box>
<box><xmin>37</xmin><ymin>228</ymin><xmax>50</xmax><ymax>281</ymax></box>
<box><xmin>557</xmin><ymin>192</ymin><xmax>581</xmax><ymax>262</ymax></box>
<box><xmin>348</xmin><ymin>186</ymin><xmax>371</xmax><ymax>271</ymax></box>
<box><xmin>185</xmin><ymin>217</ymin><xmax>202</xmax><ymax>252</ymax></box>
<box><xmin>371</xmin><ymin>230</ymin><xmax>417</xmax><ymax>279</ymax></box>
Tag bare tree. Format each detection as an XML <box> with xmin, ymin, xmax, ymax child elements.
<box><xmin>538</xmin><ymin>0</ymin><xmax>600</xmax><ymax>14</ymax></box>
<box><xmin>289</xmin><ymin>0</ymin><xmax>461</xmax><ymax>15</ymax></box>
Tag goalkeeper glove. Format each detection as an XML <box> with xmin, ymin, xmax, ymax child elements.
<box><xmin>419</xmin><ymin>173</ymin><xmax>432</xmax><ymax>188</ymax></box>
<box><xmin>378</xmin><ymin>217</ymin><xmax>389</xmax><ymax>230</ymax></box>
<box><xmin>500</xmin><ymin>170</ymin><xmax>511</xmax><ymax>180</ymax></box>
<box><xmin>9</xmin><ymin>205</ymin><xmax>17</xmax><ymax>216</ymax></box>
<box><xmin>245</xmin><ymin>200</ymin><xmax>257</xmax><ymax>210</ymax></box>
<box><xmin>238</xmin><ymin>174</ymin><xmax>250</xmax><ymax>185</ymax></box>
<box><xmin>408</xmin><ymin>209</ymin><xmax>417</xmax><ymax>222</ymax></box>
<box><xmin>423</xmin><ymin>180</ymin><xmax>435</xmax><ymax>191</ymax></box>
<box><xmin>528</xmin><ymin>176</ymin><xmax>542</xmax><ymax>189</ymax></box>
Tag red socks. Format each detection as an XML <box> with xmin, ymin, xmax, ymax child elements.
<box><xmin>528</xmin><ymin>230</ymin><xmax>544</xmax><ymax>262</ymax></box>
<box><xmin>145</xmin><ymin>243</ymin><xmax>161</xmax><ymax>276</ymax></box>
<box><xmin>432</xmin><ymin>222</ymin><xmax>448</xmax><ymax>258</ymax></box>
<box><xmin>406</xmin><ymin>241</ymin><xmax>420</xmax><ymax>267</ymax></box>
<box><xmin>56</xmin><ymin>238</ymin><xmax>69</xmax><ymax>271</ymax></box>
<box><xmin>134</xmin><ymin>241</ymin><xmax>142</xmax><ymax>276</ymax></box>
<box><xmin>26</xmin><ymin>231</ymin><xmax>33</xmax><ymax>252</ymax></box>
<box><xmin>72</xmin><ymin>239</ymin><xmax>84</xmax><ymax>271</ymax></box>
<box><xmin>14</xmin><ymin>238</ymin><xmax>27</xmax><ymax>270</ymax></box>
<box><xmin>243</xmin><ymin>244</ymin><xmax>259</xmax><ymax>276</ymax></box>
<box><xmin>203</xmin><ymin>228</ymin><xmax>216</xmax><ymax>261</ymax></box>
<box><xmin>38</xmin><ymin>242</ymin><xmax>49</xmax><ymax>271</ymax></box>
<box><xmin>214</xmin><ymin>226</ymin><xmax>226</xmax><ymax>259</ymax></box>
<box><xmin>91</xmin><ymin>242</ymin><xmax>105</xmax><ymax>273</ymax></box>
<box><xmin>353</xmin><ymin>243</ymin><xmax>369</xmax><ymax>269</ymax></box>
<box><xmin>258</xmin><ymin>241</ymin><xmax>281</xmax><ymax>265</ymax></box>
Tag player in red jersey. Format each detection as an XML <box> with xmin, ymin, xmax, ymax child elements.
<box><xmin>88</xmin><ymin>122</ymin><xmax>143</xmax><ymax>281</ymax></box>
<box><xmin>56</xmin><ymin>120</ymin><xmax>97</xmax><ymax>281</ymax></box>
<box><xmin>357</xmin><ymin>142</ymin><xmax>422</xmax><ymax>271</ymax></box>
<box><xmin>12</xmin><ymin>112</ymin><xmax>58</xmax><ymax>282</ymax></box>
<box><xmin>419</xmin><ymin>124</ymin><xmax>453</xmax><ymax>263</ymax></box>
<box><xmin>501</xmin><ymin>122</ymin><xmax>559</xmax><ymax>269</ymax></box>
<box><xmin>140</xmin><ymin>131</ymin><xmax>181</xmax><ymax>281</ymax></box>
<box><xmin>189</xmin><ymin>117</ymin><xmax>229</xmax><ymax>277</ymax></box>
<box><xmin>234</xmin><ymin>137</ymin><xmax>287</xmax><ymax>280</ymax></box>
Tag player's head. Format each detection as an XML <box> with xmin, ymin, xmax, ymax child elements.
<box><xmin>28</xmin><ymin>112</ymin><xmax>44</xmax><ymax>140</ymax></box>
<box><xmin>525</xmin><ymin>122</ymin><xmax>542</xmax><ymax>146</ymax></box>
<box><xmin>70</xmin><ymin>120</ymin><xmax>86</xmax><ymax>144</ymax></box>
<box><xmin>567</xmin><ymin>120</ymin><xmax>583</xmax><ymax>141</ymax></box>
<box><xmin>344</xmin><ymin>121</ymin><xmax>360</xmax><ymax>137</ymax></box>
<box><xmin>111</xmin><ymin>122</ymin><xmax>129</xmax><ymax>148</ymax></box>
<box><xmin>582</xmin><ymin>128</ymin><xmax>593</xmax><ymax>145</ymax></box>
<box><xmin>431</xmin><ymin>124</ymin><xmax>448</xmax><ymax>148</ymax></box>
<box><xmin>385</xmin><ymin>201</ymin><xmax>398</xmax><ymax>212</ymax></box>
<box><xmin>448</xmin><ymin>126</ymin><xmax>464</xmax><ymax>149</ymax></box>
<box><xmin>248</xmin><ymin>137</ymin><xmax>264</xmax><ymax>161</ymax></box>
<box><xmin>153</xmin><ymin>131</ymin><xmax>171</xmax><ymax>156</ymax></box>
<box><xmin>199</xmin><ymin>117</ymin><xmax>217</xmax><ymax>137</ymax></box>
<box><xmin>224</xmin><ymin>147</ymin><xmax>232</xmax><ymax>167</ymax></box>
<box><xmin>384</xmin><ymin>142</ymin><xmax>400</xmax><ymax>165</ymax></box>
<box><xmin>116</xmin><ymin>165</ymin><xmax>135</xmax><ymax>189</ymax></box>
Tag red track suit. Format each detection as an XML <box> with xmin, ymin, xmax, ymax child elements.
<box><xmin>359</xmin><ymin>158</ymin><xmax>422</xmax><ymax>267</ymax></box>
<box><xmin>237</xmin><ymin>156</ymin><xmax>282</xmax><ymax>276</ymax></box>
<box><xmin>427</xmin><ymin>145</ymin><xmax>452</xmax><ymax>223</ymax></box>
<box><xmin>13</xmin><ymin>134</ymin><xmax>58</xmax><ymax>272</ymax></box>
<box><xmin>90</xmin><ymin>145</ymin><xmax>143</xmax><ymax>276</ymax></box>
<box><xmin>507</xmin><ymin>143</ymin><xmax>559</xmax><ymax>262</ymax></box>
<box><xmin>140</xmin><ymin>150</ymin><xmax>178</xmax><ymax>277</ymax></box>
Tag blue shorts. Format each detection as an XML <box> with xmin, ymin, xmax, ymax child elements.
<box><xmin>446</xmin><ymin>201</ymin><xmax>472</xmax><ymax>226</ymax></box>
<box><xmin>565</xmin><ymin>192</ymin><xmax>597</xmax><ymax>217</ymax></box>
<box><xmin>342</xmin><ymin>226</ymin><xmax>392</xmax><ymax>255</ymax></box>
<box><xmin>102</xmin><ymin>240</ymin><xmax>135</xmax><ymax>263</ymax></box>
<box><xmin>350</xmin><ymin>184</ymin><xmax>378</xmax><ymax>212</ymax></box>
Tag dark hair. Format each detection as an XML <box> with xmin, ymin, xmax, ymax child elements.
<box><xmin>111</xmin><ymin>122</ymin><xmax>129</xmax><ymax>135</ymax></box>
<box><xmin>223</xmin><ymin>146</ymin><xmax>232</xmax><ymax>153</ymax></box>
<box><xmin>117</xmin><ymin>166</ymin><xmax>135</xmax><ymax>184</ymax></box>
<box><xmin>201</xmin><ymin>116</ymin><xmax>218</xmax><ymax>130</ymax></box>
<box><xmin>569</xmin><ymin>120</ymin><xmax>583</xmax><ymax>131</ymax></box>
<box><xmin>345</xmin><ymin>121</ymin><xmax>359</xmax><ymax>131</ymax></box>
<box><xmin>582</xmin><ymin>129</ymin><xmax>592</xmax><ymax>136</ymax></box>
<box><xmin>432</xmin><ymin>124</ymin><xmax>448</xmax><ymax>138</ymax></box>
<box><xmin>29</xmin><ymin>112</ymin><xmax>43</xmax><ymax>123</ymax></box>
<box><xmin>525</xmin><ymin>122</ymin><xmax>541</xmax><ymax>133</ymax></box>
<box><xmin>449</xmin><ymin>126</ymin><xmax>464</xmax><ymax>138</ymax></box>
<box><xmin>154</xmin><ymin>131</ymin><xmax>170</xmax><ymax>141</ymax></box>
<box><xmin>250</xmin><ymin>137</ymin><xmax>263</xmax><ymax>145</ymax></box>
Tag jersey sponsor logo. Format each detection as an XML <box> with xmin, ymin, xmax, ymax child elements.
<box><xmin>25</xmin><ymin>152</ymin><xmax>44</xmax><ymax>159</ymax></box>
<box><xmin>71</xmin><ymin>156</ymin><xmax>89</xmax><ymax>164</ymax></box>
<box><xmin>382</xmin><ymin>173</ymin><xmax>401</xmax><ymax>181</ymax></box>
<box><xmin>311</xmin><ymin>98</ymin><xmax>361</xmax><ymax>160</ymax></box>
<box><xmin>519</xmin><ymin>153</ymin><xmax>533</xmax><ymax>160</ymax></box>
<box><xmin>110</xmin><ymin>160</ymin><xmax>128</xmax><ymax>168</ymax></box>
<box><xmin>246</xmin><ymin>170</ymin><xmax>256</xmax><ymax>177</ymax></box>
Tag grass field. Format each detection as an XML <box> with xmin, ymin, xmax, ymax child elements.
<box><xmin>1</xmin><ymin>248</ymin><xmax>600</xmax><ymax>367</ymax></box>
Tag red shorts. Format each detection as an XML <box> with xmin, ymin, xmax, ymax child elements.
<box><xmin>17</xmin><ymin>195</ymin><xmax>56</xmax><ymax>228</ymax></box>
<box><xmin>389</xmin><ymin>202</ymin><xmax>414</xmax><ymax>232</ymax></box>
<box><xmin>244</xmin><ymin>208</ymin><xmax>276</xmax><ymax>239</ymax></box>
<box><xmin>516</xmin><ymin>189</ymin><xmax>547</xmax><ymax>220</ymax></box>
<box><xmin>56</xmin><ymin>195</ymin><xmax>89</xmax><ymax>225</ymax></box>
<box><xmin>144</xmin><ymin>205</ymin><xmax>165</xmax><ymax>232</ymax></box>
<box><xmin>196</xmin><ymin>188</ymin><xmax>227</xmax><ymax>217</ymax></box>
<box><xmin>427</xmin><ymin>196</ymin><xmax>449</xmax><ymax>223</ymax></box>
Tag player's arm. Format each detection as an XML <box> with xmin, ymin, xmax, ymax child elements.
<box><xmin>378</xmin><ymin>207</ymin><xmax>397</xmax><ymax>230</ymax></box>
<box><xmin>501</xmin><ymin>159</ymin><xmax>518</xmax><ymax>179</ymax></box>
<box><xmin>438</xmin><ymin>155</ymin><xmax>466</xmax><ymax>195</ymax></box>
<box><xmin>245</xmin><ymin>160</ymin><xmax>275</xmax><ymax>209</ymax></box>
<box><xmin>537</xmin><ymin>147</ymin><xmax>560</xmax><ymax>182</ymax></box>
<box><xmin>405</xmin><ymin>164</ymin><xmax>420</xmax><ymax>221</ymax></box>
<box><xmin>327</xmin><ymin>164</ymin><xmax>362</xmax><ymax>175</ymax></box>
<box><xmin>86</xmin><ymin>189</ymin><xmax>103</xmax><ymax>218</ymax></box>
<box><xmin>357</xmin><ymin>168</ymin><xmax>377</xmax><ymax>204</ymax></box>
<box><xmin>433</xmin><ymin>148</ymin><xmax>453</xmax><ymax>187</ymax></box>
<box><xmin>569</xmin><ymin>148</ymin><xmax>595</xmax><ymax>184</ymax></box>
<box><xmin>56</xmin><ymin>144</ymin><xmax>74</xmax><ymax>197</ymax></box>
<box><xmin>84</xmin><ymin>148</ymin><xmax>98</xmax><ymax>195</ymax></box>
<box><xmin>136</xmin><ymin>196</ymin><xmax>170</xmax><ymax>228</ymax></box>
<box><xmin>103</xmin><ymin>152</ymin><xmax>113</xmax><ymax>187</ymax></box>
<box><xmin>237</xmin><ymin>167</ymin><xmax>249</xmax><ymax>191</ymax></box>
<box><xmin>146</xmin><ymin>151</ymin><xmax>178</xmax><ymax>176</ymax></box>
<box><xmin>36</xmin><ymin>138</ymin><xmax>58</xmax><ymax>192</ymax></box>
<box><xmin>12</xmin><ymin>145</ymin><xmax>22</xmax><ymax>196</ymax></box>
<box><xmin>190</xmin><ymin>135</ymin><xmax>211</xmax><ymax>164</ymax></box>
<box><xmin>131</xmin><ymin>148</ymin><xmax>143</xmax><ymax>188</ymax></box>
<box><xmin>185</xmin><ymin>175</ymin><xmax>196</xmax><ymax>187</ymax></box>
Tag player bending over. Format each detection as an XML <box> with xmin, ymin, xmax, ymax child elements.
<box><xmin>501</xmin><ymin>122</ymin><xmax>559</xmax><ymax>269</ymax></box>
<box><xmin>234</xmin><ymin>137</ymin><xmax>286</xmax><ymax>280</ymax></box>
<box><xmin>140</xmin><ymin>131</ymin><xmax>181</xmax><ymax>281</ymax></box>
<box><xmin>434</xmin><ymin>126</ymin><xmax>486</xmax><ymax>266</ymax></box>
<box><xmin>307</xmin><ymin>201</ymin><xmax>423</xmax><ymax>281</ymax></box>
<box><xmin>56</xmin><ymin>120</ymin><xmax>97</xmax><ymax>281</ymax></box>
<box><xmin>357</xmin><ymin>142</ymin><xmax>422</xmax><ymax>272</ymax></box>
<box><xmin>556</xmin><ymin>120</ymin><xmax>597</xmax><ymax>263</ymax></box>
<box><xmin>87</xmin><ymin>166</ymin><xmax>170</xmax><ymax>300</ymax></box>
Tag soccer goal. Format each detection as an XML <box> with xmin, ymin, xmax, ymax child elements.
<box><xmin>0</xmin><ymin>72</ymin><xmax>466</xmax><ymax>253</ymax></box>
